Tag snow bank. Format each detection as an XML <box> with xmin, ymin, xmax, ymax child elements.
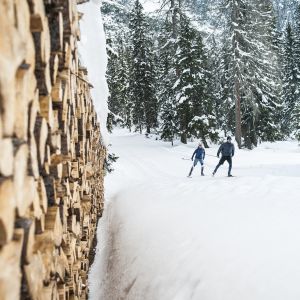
<box><xmin>78</xmin><ymin>0</ymin><xmax>109</xmax><ymax>145</ymax></box>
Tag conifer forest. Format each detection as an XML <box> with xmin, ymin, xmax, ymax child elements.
<box><xmin>104</xmin><ymin>0</ymin><xmax>300</xmax><ymax>149</ymax></box>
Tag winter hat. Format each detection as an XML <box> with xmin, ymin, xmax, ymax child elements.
<box><xmin>227</xmin><ymin>136</ymin><xmax>232</xmax><ymax>141</ymax></box>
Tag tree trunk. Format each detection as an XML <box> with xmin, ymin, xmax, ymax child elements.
<box><xmin>232</xmin><ymin>1</ymin><xmax>242</xmax><ymax>149</ymax></box>
<box><xmin>234</xmin><ymin>78</ymin><xmax>242</xmax><ymax>148</ymax></box>
<box><xmin>201</xmin><ymin>138</ymin><xmax>209</xmax><ymax>148</ymax></box>
<box><xmin>180</xmin><ymin>132</ymin><xmax>187</xmax><ymax>144</ymax></box>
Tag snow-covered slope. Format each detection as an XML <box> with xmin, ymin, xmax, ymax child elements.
<box><xmin>89</xmin><ymin>130</ymin><xmax>300</xmax><ymax>300</ymax></box>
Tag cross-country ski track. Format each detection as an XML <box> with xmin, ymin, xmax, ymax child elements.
<box><xmin>89</xmin><ymin>129</ymin><xmax>300</xmax><ymax>300</ymax></box>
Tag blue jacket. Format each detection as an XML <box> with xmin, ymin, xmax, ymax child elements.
<box><xmin>192</xmin><ymin>147</ymin><xmax>205</xmax><ymax>160</ymax></box>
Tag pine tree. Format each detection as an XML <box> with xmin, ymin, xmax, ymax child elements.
<box><xmin>221</xmin><ymin>0</ymin><xmax>282</xmax><ymax>149</ymax></box>
<box><xmin>128</xmin><ymin>0</ymin><xmax>158</xmax><ymax>134</ymax></box>
<box><xmin>291</xmin><ymin>4</ymin><xmax>300</xmax><ymax>140</ymax></box>
<box><xmin>173</xmin><ymin>15</ymin><xmax>217</xmax><ymax>145</ymax></box>
<box><xmin>254</xmin><ymin>0</ymin><xmax>283</xmax><ymax>143</ymax></box>
<box><xmin>157</xmin><ymin>20</ymin><xmax>178</xmax><ymax>144</ymax></box>
<box><xmin>106</xmin><ymin>34</ymin><xmax>132</xmax><ymax>131</ymax></box>
<box><xmin>211</xmin><ymin>36</ymin><xmax>235</xmax><ymax>136</ymax></box>
<box><xmin>106</xmin><ymin>36</ymin><xmax>123</xmax><ymax>130</ymax></box>
<box><xmin>116</xmin><ymin>36</ymin><xmax>132</xmax><ymax>129</ymax></box>
<box><xmin>281</xmin><ymin>22</ymin><xmax>298</xmax><ymax>136</ymax></box>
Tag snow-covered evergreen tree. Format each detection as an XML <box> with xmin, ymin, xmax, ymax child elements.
<box><xmin>290</xmin><ymin>4</ymin><xmax>300</xmax><ymax>140</ymax></box>
<box><xmin>281</xmin><ymin>22</ymin><xmax>299</xmax><ymax>136</ymax></box>
<box><xmin>219</xmin><ymin>0</ymin><xmax>282</xmax><ymax>148</ymax></box>
<box><xmin>106</xmin><ymin>36</ymin><xmax>122</xmax><ymax>131</ymax></box>
<box><xmin>128</xmin><ymin>0</ymin><xmax>158</xmax><ymax>133</ymax></box>
<box><xmin>157</xmin><ymin>20</ymin><xmax>179</xmax><ymax>144</ymax></box>
<box><xmin>106</xmin><ymin>35</ymin><xmax>131</xmax><ymax>130</ymax></box>
<box><xmin>174</xmin><ymin>15</ymin><xmax>217</xmax><ymax>144</ymax></box>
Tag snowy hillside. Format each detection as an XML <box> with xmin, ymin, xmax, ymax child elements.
<box><xmin>89</xmin><ymin>130</ymin><xmax>300</xmax><ymax>300</ymax></box>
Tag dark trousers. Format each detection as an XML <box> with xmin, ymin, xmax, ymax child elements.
<box><xmin>214</xmin><ymin>156</ymin><xmax>232</xmax><ymax>175</ymax></box>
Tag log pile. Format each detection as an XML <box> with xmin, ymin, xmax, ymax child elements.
<box><xmin>0</xmin><ymin>0</ymin><xmax>106</xmax><ymax>299</ymax></box>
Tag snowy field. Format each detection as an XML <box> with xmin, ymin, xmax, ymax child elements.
<box><xmin>89</xmin><ymin>129</ymin><xmax>300</xmax><ymax>300</ymax></box>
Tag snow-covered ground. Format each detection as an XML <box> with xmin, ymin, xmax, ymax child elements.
<box><xmin>89</xmin><ymin>129</ymin><xmax>300</xmax><ymax>300</ymax></box>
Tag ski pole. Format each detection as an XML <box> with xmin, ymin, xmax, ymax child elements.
<box><xmin>206</xmin><ymin>154</ymin><xmax>218</xmax><ymax>158</ymax></box>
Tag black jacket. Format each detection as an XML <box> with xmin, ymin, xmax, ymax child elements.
<box><xmin>217</xmin><ymin>142</ymin><xmax>235</xmax><ymax>157</ymax></box>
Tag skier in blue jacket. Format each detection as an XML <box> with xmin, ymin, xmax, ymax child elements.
<box><xmin>188</xmin><ymin>143</ymin><xmax>205</xmax><ymax>177</ymax></box>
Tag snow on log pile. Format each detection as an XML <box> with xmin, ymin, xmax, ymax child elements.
<box><xmin>0</xmin><ymin>0</ymin><xmax>106</xmax><ymax>299</ymax></box>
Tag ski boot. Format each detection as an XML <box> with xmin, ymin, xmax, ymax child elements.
<box><xmin>201</xmin><ymin>167</ymin><xmax>205</xmax><ymax>176</ymax></box>
<box><xmin>187</xmin><ymin>167</ymin><xmax>193</xmax><ymax>178</ymax></box>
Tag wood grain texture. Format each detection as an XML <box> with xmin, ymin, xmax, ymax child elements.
<box><xmin>0</xmin><ymin>0</ymin><xmax>106</xmax><ymax>299</ymax></box>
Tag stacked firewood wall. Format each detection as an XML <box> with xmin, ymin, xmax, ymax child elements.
<box><xmin>0</xmin><ymin>0</ymin><xmax>106</xmax><ymax>299</ymax></box>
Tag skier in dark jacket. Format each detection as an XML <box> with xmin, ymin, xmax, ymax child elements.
<box><xmin>212</xmin><ymin>136</ymin><xmax>235</xmax><ymax>177</ymax></box>
<box><xmin>188</xmin><ymin>143</ymin><xmax>206</xmax><ymax>177</ymax></box>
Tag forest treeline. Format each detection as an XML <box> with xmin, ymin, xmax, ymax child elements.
<box><xmin>105</xmin><ymin>0</ymin><xmax>300</xmax><ymax>149</ymax></box>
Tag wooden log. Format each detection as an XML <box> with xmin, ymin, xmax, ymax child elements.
<box><xmin>34</xmin><ymin>231</ymin><xmax>56</xmax><ymax>284</ymax></box>
<box><xmin>0</xmin><ymin>113</ymin><xmax>2</xmax><ymax>139</ymax></box>
<box><xmin>38</xmin><ymin>177</ymin><xmax>48</xmax><ymax>213</ymax></box>
<box><xmin>41</xmin><ymin>281</ymin><xmax>58</xmax><ymax>300</ymax></box>
<box><xmin>58</xmin><ymin>284</ymin><xmax>67</xmax><ymax>300</ymax></box>
<box><xmin>62</xmin><ymin>161</ymin><xmax>71</xmax><ymax>178</ymax></box>
<box><xmin>50</xmin><ymin>163</ymin><xmax>63</xmax><ymax>180</ymax></box>
<box><xmin>52</xmin><ymin>78</ymin><xmax>63</xmax><ymax>102</ymax></box>
<box><xmin>56</xmin><ymin>248</ymin><xmax>69</xmax><ymax>283</ymax></box>
<box><xmin>71</xmin><ymin>161</ymin><xmax>79</xmax><ymax>179</ymax></box>
<box><xmin>35</xmin><ymin>213</ymin><xmax>45</xmax><ymax>234</ymax></box>
<box><xmin>50</xmin><ymin>53</ymin><xmax>60</xmax><ymax>85</ymax></box>
<box><xmin>34</xmin><ymin>115</ymin><xmax>48</xmax><ymax>168</ymax></box>
<box><xmin>0</xmin><ymin>138</ymin><xmax>14</xmax><ymax>177</ymax></box>
<box><xmin>44</xmin><ymin>144</ymin><xmax>51</xmax><ymax>175</ymax></box>
<box><xmin>0</xmin><ymin>0</ymin><xmax>28</xmax><ymax>137</ymax></box>
<box><xmin>40</xmin><ymin>95</ymin><xmax>54</xmax><ymax>129</ymax></box>
<box><xmin>32</xmin><ymin>18</ymin><xmax>52</xmax><ymax>94</ymax></box>
<box><xmin>0</xmin><ymin>229</ymin><xmax>24</xmax><ymax>300</ymax></box>
<box><xmin>61</xmin><ymin>128</ymin><xmax>71</xmax><ymax>156</ymax></box>
<box><xmin>28</xmin><ymin>93</ymin><xmax>40</xmax><ymax>134</ymax></box>
<box><xmin>14</xmin><ymin>143</ymin><xmax>29</xmax><ymax>217</ymax></box>
<box><xmin>14</xmin><ymin>66</ymin><xmax>31</xmax><ymax>140</ymax></box>
<box><xmin>18</xmin><ymin>176</ymin><xmax>37</xmax><ymax>218</ymax></box>
<box><xmin>0</xmin><ymin>178</ymin><xmax>15</xmax><ymax>245</ymax></box>
<box><xmin>50</xmin><ymin>132</ymin><xmax>62</xmax><ymax>152</ymax></box>
<box><xmin>51</xmin><ymin>154</ymin><xmax>71</xmax><ymax>166</ymax></box>
<box><xmin>15</xmin><ymin>217</ymin><xmax>35</xmax><ymax>264</ymax></box>
<box><xmin>45</xmin><ymin>206</ymin><xmax>63</xmax><ymax>247</ymax></box>
<box><xmin>27</xmin><ymin>95</ymin><xmax>40</xmax><ymax>177</ymax></box>
<box><xmin>24</xmin><ymin>253</ymin><xmax>45</xmax><ymax>300</ymax></box>
<box><xmin>28</xmin><ymin>134</ymin><xmax>40</xmax><ymax>179</ymax></box>
<box><xmin>31</xmin><ymin>180</ymin><xmax>43</xmax><ymax>219</ymax></box>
